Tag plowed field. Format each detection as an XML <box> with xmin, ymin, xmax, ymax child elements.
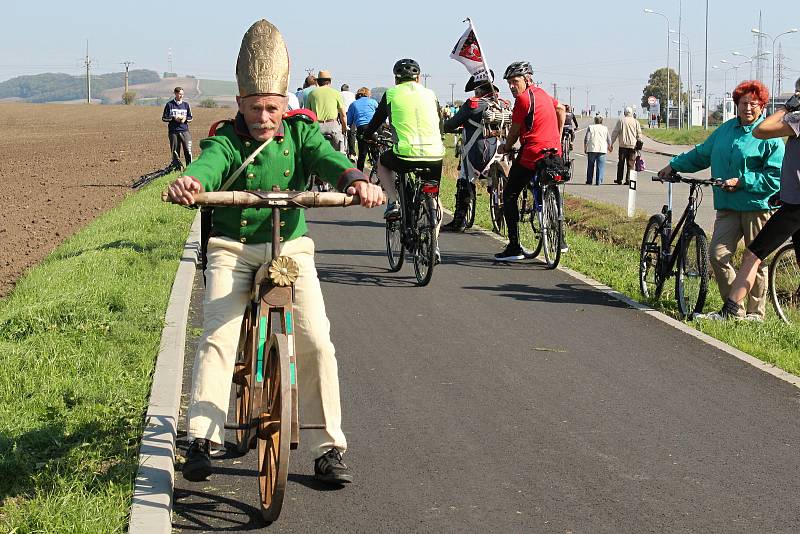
<box><xmin>0</xmin><ymin>102</ymin><xmax>232</xmax><ymax>297</ymax></box>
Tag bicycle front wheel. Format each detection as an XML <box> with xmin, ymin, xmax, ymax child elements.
<box><xmin>541</xmin><ymin>185</ymin><xmax>562</xmax><ymax>269</ymax></box>
<box><xmin>465</xmin><ymin>182</ymin><xmax>477</xmax><ymax>229</ymax></box>
<box><xmin>413</xmin><ymin>194</ymin><xmax>438</xmax><ymax>286</ymax></box>
<box><xmin>258</xmin><ymin>333</ymin><xmax>291</xmax><ymax>523</ymax></box>
<box><xmin>385</xmin><ymin>217</ymin><xmax>404</xmax><ymax>272</ymax></box>
<box><xmin>640</xmin><ymin>215</ymin><xmax>665</xmax><ymax>301</ymax></box>
<box><xmin>769</xmin><ymin>243</ymin><xmax>800</xmax><ymax>324</ymax></box>
<box><xmin>675</xmin><ymin>225</ymin><xmax>709</xmax><ymax>319</ymax></box>
<box><xmin>489</xmin><ymin>165</ymin><xmax>505</xmax><ymax>235</ymax></box>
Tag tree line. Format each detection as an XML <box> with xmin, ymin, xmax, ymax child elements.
<box><xmin>0</xmin><ymin>70</ymin><xmax>160</xmax><ymax>103</ymax></box>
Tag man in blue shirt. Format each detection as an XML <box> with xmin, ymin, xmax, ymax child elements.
<box><xmin>346</xmin><ymin>87</ymin><xmax>379</xmax><ymax>171</ymax></box>
<box><xmin>161</xmin><ymin>86</ymin><xmax>193</xmax><ymax>167</ymax></box>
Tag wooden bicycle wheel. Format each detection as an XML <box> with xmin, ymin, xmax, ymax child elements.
<box><xmin>258</xmin><ymin>333</ymin><xmax>292</xmax><ymax>523</ymax></box>
<box><xmin>233</xmin><ymin>304</ymin><xmax>257</xmax><ymax>453</ymax></box>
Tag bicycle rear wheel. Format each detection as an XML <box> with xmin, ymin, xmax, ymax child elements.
<box><xmin>541</xmin><ymin>185</ymin><xmax>562</xmax><ymax>269</ymax></box>
<box><xmin>488</xmin><ymin>165</ymin><xmax>506</xmax><ymax>235</ymax></box>
<box><xmin>258</xmin><ymin>333</ymin><xmax>291</xmax><ymax>523</ymax></box>
<box><xmin>769</xmin><ymin>243</ymin><xmax>800</xmax><ymax>324</ymax></box>
<box><xmin>233</xmin><ymin>303</ymin><xmax>257</xmax><ymax>453</ymax></box>
<box><xmin>675</xmin><ymin>225</ymin><xmax>710</xmax><ymax>319</ymax></box>
<box><xmin>413</xmin><ymin>194</ymin><xmax>438</xmax><ymax>286</ymax></box>
<box><xmin>640</xmin><ymin>214</ymin><xmax>665</xmax><ymax>301</ymax></box>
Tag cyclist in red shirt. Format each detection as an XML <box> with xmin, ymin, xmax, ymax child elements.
<box><xmin>496</xmin><ymin>61</ymin><xmax>565</xmax><ymax>260</ymax></box>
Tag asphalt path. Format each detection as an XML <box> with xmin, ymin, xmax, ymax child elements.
<box><xmin>569</xmin><ymin>118</ymin><xmax>716</xmax><ymax>231</ymax></box>
<box><xmin>172</xmin><ymin>204</ymin><xmax>800</xmax><ymax>533</ymax></box>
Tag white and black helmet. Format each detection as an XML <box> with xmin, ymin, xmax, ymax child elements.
<box><xmin>503</xmin><ymin>61</ymin><xmax>533</xmax><ymax>80</ymax></box>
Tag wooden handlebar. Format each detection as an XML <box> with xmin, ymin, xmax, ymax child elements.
<box><xmin>161</xmin><ymin>189</ymin><xmax>360</xmax><ymax>208</ymax></box>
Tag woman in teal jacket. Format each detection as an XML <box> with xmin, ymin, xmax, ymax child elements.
<box><xmin>658</xmin><ymin>80</ymin><xmax>783</xmax><ymax>320</ymax></box>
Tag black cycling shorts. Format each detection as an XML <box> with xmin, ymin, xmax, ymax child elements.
<box><xmin>748</xmin><ymin>202</ymin><xmax>800</xmax><ymax>260</ymax></box>
<box><xmin>379</xmin><ymin>150</ymin><xmax>443</xmax><ymax>182</ymax></box>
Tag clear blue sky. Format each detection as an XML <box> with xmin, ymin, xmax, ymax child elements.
<box><xmin>4</xmin><ymin>0</ymin><xmax>800</xmax><ymax>112</ymax></box>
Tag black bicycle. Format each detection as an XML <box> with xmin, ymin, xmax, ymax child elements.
<box><xmin>365</xmin><ymin>127</ymin><xmax>392</xmax><ymax>184</ymax></box>
<box><xmin>639</xmin><ymin>172</ymin><xmax>718</xmax><ymax>318</ymax></box>
<box><xmin>517</xmin><ymin>149</ymin><xmax>568</xmax><ymax>269</ymax></box>
<box><xmin>385</xmin><ymin>168</ymin><xmax>440</xmax><ymax>286</ymax></box>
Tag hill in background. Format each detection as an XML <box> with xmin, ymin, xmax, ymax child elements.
<box><xmin>0</xmin><ymin>70</ymin><xmax>160</xmax><ymax>103</ymax></box>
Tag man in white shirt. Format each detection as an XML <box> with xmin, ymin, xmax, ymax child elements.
<box><xmin>609</xmin><ymin>107</ymin><xmax>643</xmax><ymax>185</ymax></box>
<box><xmin>340</xmin><ymin>84</ymin><xmax>357</xmax><ymax>158</ymax></box>
<box><xmin>584</xmin><ymin>115</ymin><xmax>612</xmax><ymax>185</ymax></box>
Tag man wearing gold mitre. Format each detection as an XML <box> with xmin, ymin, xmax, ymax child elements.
<box><xmin>167</xmin><ymin>19</ymin><xmax>384</xmax><ymax>485</ymax></box>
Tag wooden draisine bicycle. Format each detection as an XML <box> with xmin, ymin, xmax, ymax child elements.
<box><xmin>165</xmin><ymin>188</ymin><xmax>358</xmax><ymax>523</ymax></box>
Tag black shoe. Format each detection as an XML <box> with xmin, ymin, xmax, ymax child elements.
<box><xmin>183</xmin><ymin>438</ymin><xmax>212</xmax><ymax>482</ymax></box>
<box><xmin>314</xmin><ymin>448</ymin><xmax>353</xmax><ymax>484</ymax></box>
<box><xmin>614</xmin><ymin>179</ymin><xmax>623</xmax><ymax>184</ymax></box>
<box><xmin>494</xmin><ymin>243</ymin><xmax>526</xmax><ymax>261</ymax></box>
<box><xmin>441</xmin><ymin>218</ymin><xmax>466</xmax><ymax>232</ymax></box>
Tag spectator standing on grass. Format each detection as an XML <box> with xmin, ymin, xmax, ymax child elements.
<box><xmin>704</xmin><ymin>80</ymin><xmax>800</xmax><ymax>320</ymax></box>
<box><xmin>609</xmin><ymin>106</ymin><xmax>642</xmax><ymax>185</ymax></box>
<box><xmin>584</xmin><ymin>115</ymin><xmax>611</xmax><ymax>185</ymax></box>
<box><xmin>658</xmin><ymin>80</ymin><xmax>783</xmax><ymax>321</ymax></box>
<box><xmin>162</xmin><ymin>86</ymin><xmax>193</xmax><ymax>167</ymax></box>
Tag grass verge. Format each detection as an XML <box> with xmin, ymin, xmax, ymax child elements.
<box><xmin>643</xmin><ymin>126</ymin><xmax>714</xmax><ymax>146</ymax></box>
<box><xmin>438</xmin><ymin>157</ymin><xmax>800</xmax><ymax>375</ymax></box>
<box><xmin>0</xmin><ymin>174</ymin><xmax>193</xmax><ymax>533</ymax></box>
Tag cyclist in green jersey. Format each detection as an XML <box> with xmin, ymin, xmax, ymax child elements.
<box><xmin>364</xmin><ymin>58</ymin><xmax>446</xmax><ymax>261</ymax></box>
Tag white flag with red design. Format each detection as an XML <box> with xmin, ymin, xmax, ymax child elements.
<box><xmin>449</xmin><ymin>19</ymin><xmax>491</xmax><ymax>83</ymax></box>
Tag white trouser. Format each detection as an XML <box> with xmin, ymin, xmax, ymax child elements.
<box><xmin>187</xmin><ymin>236</ymin><xmax>346</xmax><ymax>457</ymax></box>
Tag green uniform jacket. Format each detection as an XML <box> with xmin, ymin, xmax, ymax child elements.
<box><xmin>184</xmin><ymin>112</ymin><xmax>364</xmax><ymax>244</ymax></box>
<box><xmin>668</xmin><ymin>116</ymin><xmax>783</xmax><ymax>211</ymax></box>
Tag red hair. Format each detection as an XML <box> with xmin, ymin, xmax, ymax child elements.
<box><xmin>732</xmin><ymin>80</ymin><xmax>769</xmax><ymax>106</ymax></box>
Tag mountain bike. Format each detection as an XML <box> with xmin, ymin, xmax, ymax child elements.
<box><xmin>385</xmin><ymin>168</ymin><xmax>440</xmax><ymax>286</ymax></box>
<box><xmin>516</xmin><ymin>149</ymin><xmax>568</xmax><ymax>269</ymax></box>
<box><xmin>165</xmin><ymin>188</ymin><xmax>359</xmax><ymax>523</ymax></box>
<box><xmin>768</xmin><ymin>241</ymin><xmax>800</xmax><ymax>324</ymax></box>
<box><xmin>561</xmin><ymin>129</ymin><xmax>573</xmax><ymax>161</ymax></box>
<box><xmin>639</xmin><ymin>172</ymin><xmax>718</xmax><ymax>319</ymax></box>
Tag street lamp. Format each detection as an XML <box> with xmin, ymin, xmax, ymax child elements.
<box><xmin>645</xmin><ymin>8</ymin><xmax>671</xmax><ymax>128</ymax></box>
<box><xmin>673</xmin><ymin>34</ymin><xmax>692</xmax><ymax>128</ymax></box>
<box><xmin>751</xmin><ymin>27</ymin><xmax>799</xmax><ymax>113</ymax></box>
<box><xmin>732</xmin><ymin>50</ymin><xmax>771</xmax><ymax>81</ymax></box>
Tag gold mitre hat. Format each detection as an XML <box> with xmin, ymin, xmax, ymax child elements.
<box><xmin>236</xmin><ymin>19</ymin><xmax>290</xmax><ymax>97</ymax></box>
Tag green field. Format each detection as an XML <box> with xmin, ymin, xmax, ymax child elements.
<box><xmin>198</xmin><ymin>79</ymin><xmax>237</xmax><ymax>97</ymax></box>
<box><xmin>0</xmin><ymin>175</ymin><xmax>193</xmax><ymax>532</ymax></box>
<box><xmin>643</xmin><ymin>125</ymin><xmax>715</xmax><ymax>146</ymax></box>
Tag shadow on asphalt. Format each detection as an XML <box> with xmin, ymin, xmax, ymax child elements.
<box><xmin>317</xmin><ymin>263</ymin><xmax>419</xmax><ymax>287</ymax></box>
<box><xmin>311</xmin><ymin>219</ymin><xmax>386</xmax><ymax>229</ymax></box>
<box><xmin>173</xmin><ymin>488</ymin><xmax>264</xmax><ymax>531</ymax></box>
<box><xmin>462</xmin><ymin>281</ymin><xmax>630</xmax><ymax>308</ymax></box>
<box><xmin>287</xmin><ymin>473</ymin><xmax>347</xmax><ymax>491</ymax></box>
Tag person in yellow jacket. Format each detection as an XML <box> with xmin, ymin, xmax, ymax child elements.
<box><xmin>166</xmin><ymin>19</ymin><xmax>384</xmax><ymax>485</ymax></box>
<box><xmin>363</xmin><ymin>59</ymin><xmax>445</xmax><ymax>260</ymax></box>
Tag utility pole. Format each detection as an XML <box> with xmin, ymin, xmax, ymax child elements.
<box><xmin>755</xmin><ymin>11</ymin><xmax>767</xmax><ymax>82</ymax></box>
<box><xmin>168</xmin><ymin>48</ymin><xmax>173</xmax><ymax>74</ymax></box>
<box><xmin>305</xmin><ymin>67</ymin><xmax>315</xmax><ymax>77</ymax></box>
<box><xmin>677</xmin><ymin>0</ymin><xmax>683</xmax><ymax>128</ymax></box>
<box><xmin>84</xmin><ymin>40</ymin><xmax>94</xmax><ymax>104</ymax></box>
<box><xmin>566</xmin><ymin>86</ymin><xmax>575</xmax><ymax>109</ymax></box>
<box><xmin>422</xmin><ymin>73</ymin><xmax>431</xmax><ymax>87</ymax></box>
<box><xmin>449</xmin><ymin>82</ymin><xmax>456</xmax><ymax>106</ymax></box>
<box><xmin>121</xmin><ymin>60</ymin><xmax>134</xmax><ymax>94</ymax></box>
<box><xmin>703</xmin><ymin>0</ymin><xmax>709</xmax><ymax>130</ymax></box>
<box><xmin>551</xmin><ymin>82</ymin><xmax>557</xmax><ymax>100</ymax></box>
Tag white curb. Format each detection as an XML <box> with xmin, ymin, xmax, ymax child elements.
<box><xmin>129</xmin><ymin>212</ymin><xmax>200</xmax><ymax>534</ymax></box>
